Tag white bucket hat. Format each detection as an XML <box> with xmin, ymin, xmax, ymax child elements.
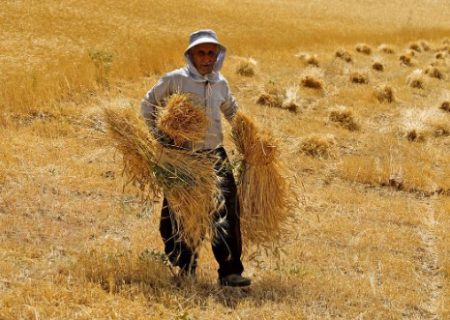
<box><xmin>185</xmin><ymin>29</ymin><xmax>225</xmax><ymax>52</ymax></box>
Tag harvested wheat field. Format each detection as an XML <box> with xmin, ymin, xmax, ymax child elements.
<box><xmin>1</xmin><ymin>0</ymin><xmax>450</xmax><ymax>319</ymax></box>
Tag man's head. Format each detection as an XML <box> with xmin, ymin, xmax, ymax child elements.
<box><xmin>185</xmin><ymin>29</ymin><xmax>226</xmax><ymax>76</ymax></box>
<box><xmin>189</xmin><ymin>43</ymin><xmax>219</xmax><ymax>76</ymax></box>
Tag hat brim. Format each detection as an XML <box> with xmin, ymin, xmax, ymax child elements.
<box><xmin>185</xmin><ymin>37</ymin><xmax>223</xmax><ymax>53</ymax></box>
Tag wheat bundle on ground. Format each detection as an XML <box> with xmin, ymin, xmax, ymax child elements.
<box><xmin>424</xmin><ymin>66</ymin><xmax>444</xmax><ymax>80</ymax></box>
<box><xmin>256</xmin><ymin>81</ymin><xmax>284</xmax><ymax>108</ymax></box>
<box><xmin>256</xmin><ymin>92</ymin><xmax>283</xmax><ymax>108</ymax></box>
<box><xmin>350</xmin><ymin>71</ymin><xmax>369</xmax><ymax>84</ymax></box>
<box><xmin>378</xmin><ymin>44</ymin><xmax>395</xmax><ymax>54</ymax></box>
<box><xmin>231</xmin><ymin>111</ymin><xmax>291</xmax><ymax>246</ymax></box>
<box><xmin>435</xmin><ymin>51</ymin><xmax>446</xmax><ymax>60</ymax></box>
<box><xmin>103</xmin><ymin>107</ymin><xmax>220</xmax><ymax>248</ymax></box>
<box><xmin>409</xmin><ymin>42</ymin><xmax>422</xmax><ymax>53</ymax></box>
<box><xmin>419</xmin><ymin>40</ymin><xmax>431</xmax><ymax>51</ymax></box>
<box><xmin>440</xmin><ymin>101</ymin><xmax>450</xmax><ymax>112</ymax></box>
<box><xmin>298</xmin><ymin>134</ymin><xmax>337</xmax><ymax>158</ymax></box>
<box><xmin>375</xmin><ymin>84</ymin><xmax>395</xmax><ymax>103</ymax></box>
<box><xmin>281</xmin><ymin>87</ymin><xmax>300</xmax><ymax>113</ymax></box>
<box><xmin>301</xmin><ymin>75</ymin><xmax>323</xmax><ymax>89</ymax></box>
<box><xmin>335</xmin><ymin>49</ymin><xmax>352</xmax><ymax>62</ymax></box>
<box><xmin>356</xmin><ymin>43</ymin><xmax>372</xmax><ymax>55</ymax></box>
<box><xmin>329</xmin><ymin>106</ymin><xmax>360</xmax><ymax>131</ymax></box>
<box><xmin>257</xmin><ymin>84</ymin><xmax>300</xmax><ymax>113</ymax></box>
<box><xmin>372</xmin><ymin>61</ymin><xmax>384</xmax><ymax>72</ymax></box>
<box><xmin>407</xmin><ymin>69</ymin><xmax>425</xmax><ymax>89</ymax></box>
<box><xmin>157</xmin><ymin>93</ymin><xmax>209</xmax><ymax>146</ymax></box>
<box><xmin>236</xmin><ymin>57</ymin><xmax>257</xmax><ymax>77</ymax></box>
<box><xmin>295</xmin><ymin>52</ymin><xmax>319</xmax><ymax>67</ymax></box>
<box><xmin>399</xmin><ymin>54</ymin><xmax>415</xmax><ymax>66</ymax></box>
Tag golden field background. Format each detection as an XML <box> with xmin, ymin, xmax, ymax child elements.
<box><xmin>1</xmin><ymin>0</ymin><xmax>450</xmax><ymax>319</ymax></box>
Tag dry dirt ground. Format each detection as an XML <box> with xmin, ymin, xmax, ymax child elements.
<box><xmin>1</xmin><ymin>0</ymin><xmax>449</xmax><ymax>319</ymax></box>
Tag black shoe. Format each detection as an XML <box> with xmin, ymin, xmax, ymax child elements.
<box><xmin>219</xmin><ymin>274</ymin><xmax>251</xmax><ymax>287</ymax></box>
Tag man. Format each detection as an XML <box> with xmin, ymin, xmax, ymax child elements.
<box><xmin>140</xmin><ymin>29</ymin><xmax>251</xmax><ymax>287</ymax></box>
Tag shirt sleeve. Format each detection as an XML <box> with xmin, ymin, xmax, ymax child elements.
<box><xmin>220</xmin><ymin>83</ymin><xmax>238</xmax><ymax>122</ymax></box>
<box><xmin>140</xmin><ymin>75</ymin><xmax>172</xmax><ymax>135</ymax></box>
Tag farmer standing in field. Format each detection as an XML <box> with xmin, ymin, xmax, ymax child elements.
<box><xmin>140</xmin><ymin>29</ymin><xmax>251</xmax><ymax>287</ymax></box>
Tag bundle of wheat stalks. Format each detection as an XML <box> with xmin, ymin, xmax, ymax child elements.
<box><xmin>103</xmin><ymin>104</ymin><xmax>220</xmax><ymax>248</ymax></box>
<box><xmin>157</xmin><ymin>93</ymin><xmax>209</xmax><ymax>146</ymax></box>
<box><xmin>232</xmin><ymin>111</ymin><xmax>291</xmax><ymax>246</ymax></box>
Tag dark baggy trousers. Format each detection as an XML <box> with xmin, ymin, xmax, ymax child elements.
<box><xmin>159</xmin><ymin>147</ymin><xmax>244</xmax><ymax>279</ymax></box>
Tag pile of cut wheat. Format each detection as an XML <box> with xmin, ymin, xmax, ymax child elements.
<box><xmin>103</xmin><ymin>105</ymin><xmax>219</xmax><ymax>248</ymax></box>
<box><xmin>157</xmin><ymin>93</ymin><xmax>209</xmax><ymax>147</ymax></box>
<box><xmin>231</xmin><ymin>111</ymin><xmax>291</xmax><ymax>246</ymax></box>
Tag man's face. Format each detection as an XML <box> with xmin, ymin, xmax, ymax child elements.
<box><xmin>189</xmin><ymin>43</ymin><xmax>219</xmax><ymax>76</ymax></box>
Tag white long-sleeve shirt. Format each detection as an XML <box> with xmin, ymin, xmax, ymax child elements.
<box><xmin>140</xmin><ymin>46</ymin><xmax>238</xmax><ymax>150</ymax></box>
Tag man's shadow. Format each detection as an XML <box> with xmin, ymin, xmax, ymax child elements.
<box><xmin>79</xmin><ymin>251</ymin><xmax>300</xmax><ymax>310</ymax></box>
<box><xmin>142</xmin><ymin>273</ymin><xmax>299</xmax><ymax>310</ymax></box>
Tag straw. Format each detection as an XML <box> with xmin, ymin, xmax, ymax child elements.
<box><xmin>103</xmin><ymin>107</ymin><xmax>221</xmax><ymax>248</ymax></box>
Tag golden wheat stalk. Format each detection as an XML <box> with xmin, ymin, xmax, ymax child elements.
<box><xmin>157</xmin><ymin>93</ymin><xmax>209</xmax><ymax>146</ymax></box>
<box><xmin>231</xmin><ymin>111</ymin><xmax>291</xmax><ymax>246</ymax></box>
<box><xmin>157</xmin><ymin>147</ymin><xmax>223</xmax><ymax>248</ymax></box>
<box><xmin>103</xmin><ymin>107</ymin><xmax>220</xmax><ymax>248</ymax></box>
<box><xmin>103</xmin><ymin>107</ymin><xmax>160</xmax><ymax>195</ymax></box>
